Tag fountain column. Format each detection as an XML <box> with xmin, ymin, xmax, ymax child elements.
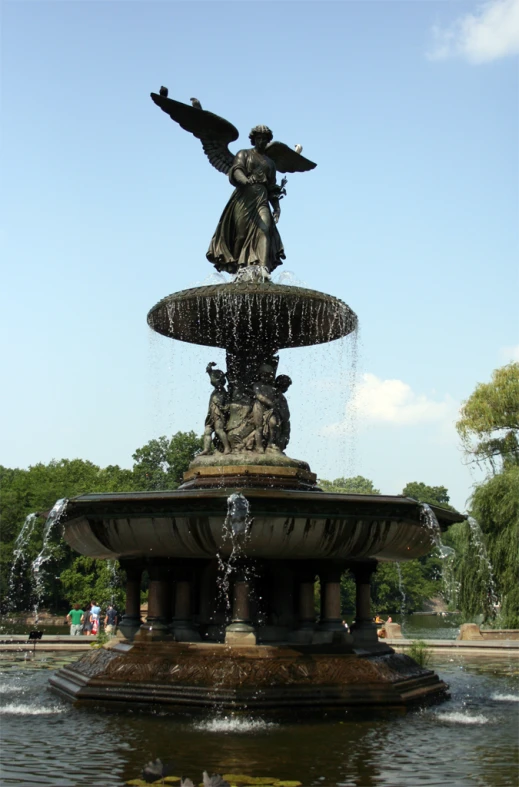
<box><xmin>350</xmin><ymin>561</ymin><xmax>379</xmax><ymax>648</ymax></box>
<box><xmin>317</xmin><ymin>565</ymin><xmax>345</xmax><ymax>631</ymax></box>
<box><xmin>140</xmin><ymin>559</ymin><xmax>171</xmax><ymax>640</ymax></box>
<box><xmin>290</xmin><ymin>568</ymin><xmax>317</xmax><ymax>643</ymax></box>
<box><xmin>225</xmin><ymin>564</ymin><xmax>256</xmax><ymax>646</ymax></box>
<box><xmin>171</xmin><ymin>564</ymin><xmax>200</xmax><ymax>642</ymax></box>
<box><xmin>119</xmin><ymin>559</ymin><xmax>144</xmax><ymax>640</ymax></box>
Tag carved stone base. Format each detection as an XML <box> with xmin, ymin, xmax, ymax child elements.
<box><xmin>49</xmin><ymin>641</ymin><xmax>449</xmax><ymax>712</ymax></box>
<box><xmin>182</xmin><ymin>458</ymin><xmax>317</xmax><ymax>490</ymax></box>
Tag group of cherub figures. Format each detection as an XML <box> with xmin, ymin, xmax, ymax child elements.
<box><xmin>200</xmin><ymin>360</ymin><xmax>292</xmax><ymax>456</ymax></box>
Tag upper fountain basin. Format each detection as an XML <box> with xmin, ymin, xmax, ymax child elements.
<box><xmin>61</xmin><ymin>489</ymin><xmax>463</xmax><ymax>562</ymax></box>
<box><xmin>147</xmin><ymin>282</ymin><xmax>357</xmax><ymax>350</ymax></box>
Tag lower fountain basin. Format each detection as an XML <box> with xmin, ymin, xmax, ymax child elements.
<box><xmin>61</xmin><ymin>489</ymin><xmax>462</xmax><ymax>562</ymax></box>
<box><xmin>49</xmin><ymin>641</ymin><xmax>450</xmax><ymax>712</ymax></box>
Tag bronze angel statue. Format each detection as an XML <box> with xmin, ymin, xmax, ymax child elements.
<box><xmin>151</xmin><ymin>91</ymin><xmax>317</xmax><ymax>276</ymax></box>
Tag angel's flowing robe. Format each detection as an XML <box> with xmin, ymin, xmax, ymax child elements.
<box><xmin>207</xmin><ymin>149</ymin><xmax>285</xmax><ymax>274</ymax></box>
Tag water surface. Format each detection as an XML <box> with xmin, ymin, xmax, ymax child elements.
<box><xmin>0</xmin><ymin>651</ymin><xmax>517</xmax><ymax>786</ymax></box>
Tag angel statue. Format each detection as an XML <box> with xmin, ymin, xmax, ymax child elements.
<box><xmin>151</xmin><ymin>91</ymin><xmax>317</xmax><ymax>276</ymax></box>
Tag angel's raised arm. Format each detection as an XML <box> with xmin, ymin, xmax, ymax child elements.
<box><xmin>150</xmin><ymin>92</ymin><xmax>239</xmax><ymax>175</ymax></box>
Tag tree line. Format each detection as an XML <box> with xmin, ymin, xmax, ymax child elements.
<box><xmin>1</xmin><ymin>363</ymin><xmax>517</xmax><ymax>627</ymax></box>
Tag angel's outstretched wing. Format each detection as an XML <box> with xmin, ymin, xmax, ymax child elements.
<box><xmin>151</xmin><ymin>93</ymin><xmax>239</xmax><ymax>175</ymax></box>
<box><xmin>266</xmin><ymin>141</ymin><xmax>317</xmax><ymax>173</ymax></box>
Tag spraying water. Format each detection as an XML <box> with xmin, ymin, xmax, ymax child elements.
<box><xmin>5</xmin><ymin>513</ymin><xmax>39</xmax><ymax>614</ymax></box>
<box><xmin>273</xmin><ymin>269</ymin><xmax>308</xmax><ymax>288</ymax></box>
<box><xmin>395</xmin><ymin>563</ymin><xmax>407</xmax><ymax>617</ymax></box>
<box><xmin>420</xmin><ymin>503</ymin><xmax>455</xmax><ymax>559</ymax></box>
<box><xmin>216</xmin><ymin>493</ymin><xmax>253</xmax><ymax>616</ymax></box>
<box><xmin>31</xmin><ymin>499</ymin><xmax>68</xmax><ymax>621</ymax></box>
<box><xmin>225</xmin><ymin>493</ymin><xmax>252</xmax><ymax>538</ymax></box>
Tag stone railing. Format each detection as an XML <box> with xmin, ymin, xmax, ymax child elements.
<box><xmin>458</xmin><ymin>623</ymin><xmax>519</xmax><ymax>641</ymax></box>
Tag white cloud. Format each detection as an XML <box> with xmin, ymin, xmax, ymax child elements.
<box><xmin>428</xmin><ymin>0</ymin><xmax>519</xmax><ymax>63</ymax></box>
<box><xmin>322</xmin><ymin>373</ymin><xmax>455</xmax><ymax>434</ymax></box>
<box><xmin>499</xmin><ymin>344</ymin><xmax>519</xmax><ymax>362</ymax></box>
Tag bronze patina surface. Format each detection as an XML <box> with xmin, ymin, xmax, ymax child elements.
<box><xmin>150</xmin><ymin>94</ymin><xmax>317</xmax><ymax>275</ymax></box>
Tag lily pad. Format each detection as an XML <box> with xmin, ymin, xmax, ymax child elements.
<box><xmin>126</xmin><ymin>780</ymin><xmax>180</xmax><ymax>786</ymax></box>
<box><xmin>273</xmin><ymin>782</ymin><xmax>303</xmax><ymax>787</ymax></box>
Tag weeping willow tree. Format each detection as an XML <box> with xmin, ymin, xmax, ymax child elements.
<box><xmin>450</xmin><ymin>363</ymin><xmax>519</xmax><ymax>628</ymax></box>
<box><xmin>471</xmin><ymin>467</ymin><xmax>519</xmax><ymax>627</ymax></box>
<box><xmin>457</xmin><ymin>362</ymin><xmax>519</xmax><ymax>471</ymax></box>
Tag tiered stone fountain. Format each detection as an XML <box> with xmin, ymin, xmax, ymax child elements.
<box><xmin>50</xmin><ymin>93</ymin><xmax>463</xmax><ymax>712</ymax></box>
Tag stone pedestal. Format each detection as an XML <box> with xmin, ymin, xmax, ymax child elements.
<box><xmin>457</xmin><ymin>623</ymin><xmax>484</xmax><ymax>640</ymax></box>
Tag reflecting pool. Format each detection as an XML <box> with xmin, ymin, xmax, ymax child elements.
<box><xmin>0</xmin><ymin>652</ymin><xmax>517</xmax><ymax>786</ymax></box>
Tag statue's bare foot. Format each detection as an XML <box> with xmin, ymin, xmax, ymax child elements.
<box><xmin>199</xmin><ymin>449</ymin><xmax>211</xmax><ymax>456</ymax></box>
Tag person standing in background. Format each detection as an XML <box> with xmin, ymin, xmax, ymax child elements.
<box><xmin>104</xmin><ymin>604</ymin><xmax>118</xmax><ymax>635</ymax></box>
<box><xmin>81</xmin><ymin>604</ymin><xmax>92</xmax><ymax>635</ymax></box>
<box><xmin>90</xmin><ymin>600</ymin><xmax>101</xmax><ymax>636</ymax></box>
<box><xmin>67</xmin><ymin>603</ymin><xmax>84</xmax><ymax>636</ymax></box>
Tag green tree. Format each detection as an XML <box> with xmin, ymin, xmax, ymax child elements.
<box><xmin>132</xmin><ymin>431</ymin><xmax>202</xmax><ymax>490</ymax></box>
<box><xmin>60</xmin><ymin>556</ymin><xmax>125</xmax><ymax>611</ymax></box>
<box><xmin>400</xmin><ymin>480</ymin><xmax>456</xmax><ymax>609</ymax></box>
<box><xmin>471</xmin><ymin>466</ymin><xmax>519</xmax><ymax>627</ymax></box>
<box><xmin>447</xmin><ymin>467</ymin><xmax>519</xmax><ymax>627</ymax></box>
<box><xmin>0</xmin><ymin>431</ymin><xmax>202</xmax><ymax>613</ymax></box>
<box><xmin>0</xmin><ymin>458</ymin><xmax>134</xmax><ymax>613</ymax></box>
<box><xmin>372</xmin><ymin>561</ymin><xmax>437</xmax><ymax>615</ymax></box>
<box><xmin>340</xmin><ymin>572</ymin><xmax>356</xmax><ymax>615</ymax></box>
<box><xmin>447</xmin><ymin>366</ymin><xmax>519</xmax><ymax>626</ymax></box>
<box><xmin>456</xmin><ymin>362</ymin><xmax>519</xmax><ymax>471</ymax></box>
<box><xmin>402</xmin><ymin>481</ymin><xmax>453</xmax><ymax>510</ymax></box>
<box><xmin>319</xmin><ymin>476</ymin><xmax>380</xmax><ymax>494</ymax></box>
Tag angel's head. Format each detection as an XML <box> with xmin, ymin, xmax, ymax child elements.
<box><xmin>249</xmin><ymin>125</ymin><xmax>273</xmax><ymax>151</ymax></box>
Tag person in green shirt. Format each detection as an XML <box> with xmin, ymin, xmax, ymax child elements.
<box><xmin>67</xmin><ymin>603</ymin><xmax>84</xmax><ymax>635</ymax></box>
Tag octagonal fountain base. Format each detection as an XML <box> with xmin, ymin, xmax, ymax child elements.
<box><xmin>50</xmin><ymin>641</ymin><xmax>449</xmax><ymax>713</ymax></box>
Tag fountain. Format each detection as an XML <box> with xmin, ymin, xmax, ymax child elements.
<box><xmin>50</xmin><ymin>92</ymin><xmax>464</xmax><ymax>712</ymax></box>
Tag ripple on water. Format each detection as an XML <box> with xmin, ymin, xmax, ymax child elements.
<box><xmin>491</xmin><ymin>693</ymin><xmax>519</xmax><ymax>702</ymax></box>
<box><xmin>0</xmin><ymin>682</ymin><xmax>23</xmax><ymax>694</ymax></box>
<box><xmin>0</xmin><ymin>702</ymin><xmax>66</xmax><ymax>715</ymax></box>
<box><xmin>193</xmin><ymin>715</ymin><xmax>277</xmax><ymax>733</ymax></box>
<box><xmin>434</xmin><ymin>711</ymin><xmax>489</xmax><ymax>725</ymax></box>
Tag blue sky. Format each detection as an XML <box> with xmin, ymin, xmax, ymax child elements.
<box><xmin>1</xmin><ymin>0</ymin><xmax>518</xmax><ymax>511</ymax></box>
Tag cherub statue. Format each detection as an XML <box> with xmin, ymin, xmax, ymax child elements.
<box><xmin>150</xmin><ymin>92</ymin><xmax>317</xmax><ymax>276</ymax></box>
<box><xmin>251</xmin><ymin>363</ymin><xmax>280</xmax><ymax>453</ymax></box>
<box><xmin>274</xmin><ymin>374</ymin><xmax>292</xmax><ymax>451</ymax></box>
<box><xmin>200</xmin><ymin>363</ymin><xmax>231</xmax><ymax>456</ymax></box>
